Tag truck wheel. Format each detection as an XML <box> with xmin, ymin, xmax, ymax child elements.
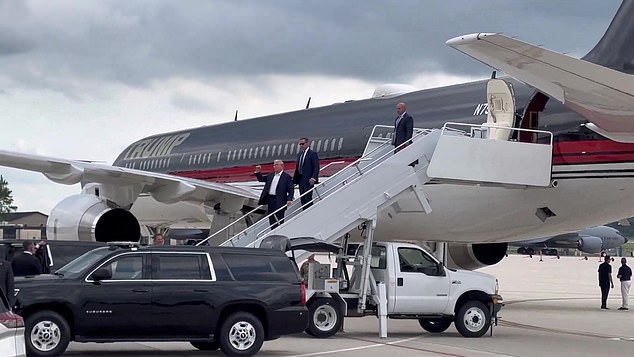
<box><xmin>418</xmin><ymin>318</ymin><xmax>452</xmax><ymax>333</ymax></box>
<box><xmin>305</xmin><ymin>297</ymin><xmax>342</xmax><ymax>338</ymax></box>
<box><xmin>218</xmin><ymin>312</ymin><xmax>264</xmax><ymax>356</ymax></box>
<box><xmin>455</xmin><ymin>300</ymin><xmax>491</xmax><ymax>338</ymax></box>
<box><xmin>25</xmin><ymin>310</ymin><xmax>71</xmax><ymax>357</ymax></box>
<box><xmin>190</xmin><ymin>341</ymin><xmax>219</xmax><ymax>350</ymax></box>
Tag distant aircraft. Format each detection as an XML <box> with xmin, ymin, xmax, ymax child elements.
<box><xmin>510</xmin><ymin>226</ymin><xmax>627</xmax><ymax>256</ymax></box>
<box><xmin>1</xmin><ymin>1</ymin><xmax>634</xmax><ymax>275</ymax></box>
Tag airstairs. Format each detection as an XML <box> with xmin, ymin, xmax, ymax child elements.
<box><xmin>202</xmin><ymin>121</ymin><xmax>553</xmax><ymax>250</ymax></box>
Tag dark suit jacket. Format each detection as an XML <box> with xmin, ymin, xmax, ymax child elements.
<box><xmin>393</xmin><ymin>112</ymin><xmax>414</xmax><ymax>148</ymax></box>
<box><xmin>293</xmin><ymin>149</ymin><xmax>320</xmax><ymax>185</ymax></box>
<box><xmin>255</xmin><ymin>171</ymin><xmax>294</xmax><ymax>208</ymax></box>
<box><xmin>12</xmin><ymin>252</ymin><xmax>43</xmax><ymax>277</ymax></box>
<box><xmin>0</xmin><ymin>260</ymin><xmax>14</xmax><ymax>306</ymax></box>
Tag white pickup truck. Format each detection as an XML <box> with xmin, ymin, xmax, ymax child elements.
<box><xmin>302</xmin><ymin>241</ymin><xmax>503</xmax><ymax>338</ymax></box>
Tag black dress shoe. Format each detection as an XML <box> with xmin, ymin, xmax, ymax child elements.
<box><xmin>618</xmin><ymin>307</ymin><xmax>628</xmax><ymax>310</ymax></box>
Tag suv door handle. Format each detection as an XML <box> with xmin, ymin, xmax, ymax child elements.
<box><xmin>194</xmin><ymin>289</ymin><xmax>209</xmax><ymax>293</ymax></box>
<box><xmin>132</xmin><ymin>288</ymin><xmax>148</xmax><ymax>293</ymax></box>
<box><xmin>397</xmin><ymin>277</ymin><xmax>403</xmax><ymax>286</ymax></box>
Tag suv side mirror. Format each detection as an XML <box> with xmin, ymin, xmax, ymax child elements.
<box><xmin>91</xmin><ymin>268</ymin><xmax>112</xmax><ymax>282</ymax></box>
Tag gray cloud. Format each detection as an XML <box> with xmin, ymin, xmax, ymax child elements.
<box><xmin>0</xmin><ymin>0</ymin><xmax>622</xmax><ymax>96</ymax></box>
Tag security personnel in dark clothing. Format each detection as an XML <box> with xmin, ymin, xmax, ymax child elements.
<box><xmin>0</xmin><ymin>260</ymin><xmax>14</xmax><ymax>306</ymax></box>
<box><xmin>598</xmin><ymin>255</ymin><xmax>614</xmax><ymax>309</ymax></box>
<box><xmin>12</xmin><ymin>240</ymin><xmax>44</xmax><ymax>277</ymax></box>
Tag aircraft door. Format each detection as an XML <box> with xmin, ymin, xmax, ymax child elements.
<box><xmin>484</xmin><ymin>79</ymin><xmax>516</xmax><ymax>140</ymax></box>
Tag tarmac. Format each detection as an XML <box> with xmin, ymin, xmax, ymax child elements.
<box><xmin>64</xmin><ymin>254</ymin><xmax>634</xmax><ymax>356</ymax></box>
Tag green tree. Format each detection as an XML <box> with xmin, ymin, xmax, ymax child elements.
<box><xmin>0</xmin><ymin>175</ymin><xmax>18</xmax><ymax>221</ymax></box>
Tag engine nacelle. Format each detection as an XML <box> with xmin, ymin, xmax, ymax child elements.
<box><xmin>46</xmin><ymin>194</ymin><xmax>141</xmax><ymax>242</ymax></box>
<box><xmin>577</xmin><ymin>236</ymin><xmax>603</xmax><ymax>254</ymax></box>
<box><xmin>446</xmin><ymin>242</ymin><xmax>508</xmax><ymax>270</ymax></box>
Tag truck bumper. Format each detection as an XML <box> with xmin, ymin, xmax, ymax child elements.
<box><xmin>490</xmin><ymin>294</ymin><xmax>504</xmax><ymax>318</ymax></box>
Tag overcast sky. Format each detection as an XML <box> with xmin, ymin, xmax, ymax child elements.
<box><xmin>0</xmin><ymin>0</ymin><xmax>623</xmax><ymax>214</ymax></box>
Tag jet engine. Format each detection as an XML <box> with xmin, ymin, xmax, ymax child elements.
<box><xmin>577</xmin><ymin>236</ymin><xmax>603</xmax><ymax>254</ymax></box>
<box><xmin>46</xmin><ymin>194</ymin><xmax>140</xmax><ymax>242</ymax></box>
<box><xmin>446</xmin><ymin>242</ymin><xmax>508</xmax><ymax>270</ymax></box>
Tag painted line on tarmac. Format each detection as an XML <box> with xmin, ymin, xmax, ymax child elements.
<box><xmin>286</xmin><ymin>336</ymin><xmax>422</xmax><ymax>357</ymax></box>
<box><xmin>286</xmin><ymin>335</ymin><xmax>502</xmax><ymax>357</ymax></box>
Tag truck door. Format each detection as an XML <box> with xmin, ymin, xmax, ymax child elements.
<box><xmin>393</xmin><ymin>247</ymin><xmax>450</xmax><ymax>314</ymax></box>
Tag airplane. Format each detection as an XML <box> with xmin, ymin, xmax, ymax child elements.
<box><xmin>2</xmin><ymin>1</ymin><xmax>634</xmax><ymax>273</ymax></box>
<box><xmin>510</xmin><ymin>226</ymin><xmax>628</xmax><ymax>257</ymax></box>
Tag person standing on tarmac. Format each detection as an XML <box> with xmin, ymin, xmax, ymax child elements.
<box><xmin>617</xmin><ymin>257</ymin><xmax>632</xmax><ymax>310</ymax></box>
<box><xmin>598</xmin><ymin>255</ymin><xmax>614</xmax><ymax>309</ymax></box>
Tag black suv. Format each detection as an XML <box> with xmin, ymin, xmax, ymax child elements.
<box><xmin>0</xmin><ymin>240</ymin><xmax>106</xmax><ymax>273</ymax></box>
<box><xmin>14</xmin><ymin>244</ymin><xmax>308</xmax><ymax>357</ymax></box>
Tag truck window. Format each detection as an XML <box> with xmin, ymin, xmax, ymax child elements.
<box><xmin>222</xmin><ymin>254</ymin><xmax>299</xmax><ymax>282</ymax></box>
<box><xmin>356</xmin><ymin>245</ymin><xmax>387</xmax><ymax>269</ymax></box>
<box><xmin>397</xmin><ymin>247</ymin><xmax>437</xmax><ymax>275</ymax></box>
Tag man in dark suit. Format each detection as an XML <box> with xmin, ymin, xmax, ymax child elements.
<box><xmin>393</xmin><ymin>102</ymin><xmax>413</xmax><ymax>152</ymax></box>
<box><xmin>293</xmin><ymin>137</ymin><xmax>320</xmax><ymax>210</ymax></box>
<box><xmin>12</xmin><ymin>240</ymin><xmax>44</xmax><ymax>277</ymax></box>
<box><xmin>255</xmin><ymin>160</ymin><xmax>294</xmax><ymax>229</ymax></box>
<box><xmin>0</xmin><ymin>260</ymin><xmax>14</xmax><ymax>306</ymax></box>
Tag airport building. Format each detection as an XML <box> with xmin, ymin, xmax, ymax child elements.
<box><xmin>0</xmin><ymin>211</ymin><xmax>47</xmax><ymax>240</ymax></box>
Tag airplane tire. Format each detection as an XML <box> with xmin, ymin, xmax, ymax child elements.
<box><xmin>305</xmin><ymin>298</ymin><xmax>342</xmax><ymax>338</ymax></box>
<box><xmin>418</xmin><ymin>318</ymin><xmax>452</xmax><ymax>333</ymax></box>
<box><xmin>454</xmin><ymin>300</ymin><xmax>491</xmax><ymax>338</ymax></box>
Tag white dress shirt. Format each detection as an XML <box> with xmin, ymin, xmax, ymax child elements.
<box><xmin>269</xmin><ymin>172</ymin><xmax>281</xmax><ymax>195</ymax></box>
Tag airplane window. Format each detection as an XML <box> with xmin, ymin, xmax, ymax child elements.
<box><xmin>217</xmin><ymin>152</ymin><xmax>221</xmax><ymax>162</ymax></box>
<box><xmin>248</xmin><ymin>148</ymin><xmax>253</xmax><ymax>159</ymax></box>
<box><xmin>284</xmin><ymin>143</ymin><xmax>289</xmax><ymax>156</ymax></box>
<box><xmin>331</xmin><ymin>139</ymin><xmax>336</xmax><ymax>151</ymax></box>
<box><xmin>323</xmin><ymin>139</ymin><xmax>329</xmax><ymax>152</ymax></box>
<box><xmin>167</xmin><ymin>158</ymin><xmax>171</xmax><ymax>167</ymax></box>
<box><xmin>232</xmin><ymin>150</ymin><xmax>236</xmax><ymax>161</ymax></box>
<box><xmin>277</xmin><ymin>145</ymin><xmax>282</xmax><ymax>156</ymax></box>
<box><xmin>265</xmin><ymin>146</ymin><xmax>270</xmax><ymax>158</ymax></box>
<box><xmin>338</xmin><ymin>138</ymin><xmax>343</xmax><ymax>150</ymax></box>
<box><xmin>316</xmin><ymin>140</ymin><xmax>322</xmax><ymax>152</ymax></box>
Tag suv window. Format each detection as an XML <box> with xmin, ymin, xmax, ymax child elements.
<box><xmin>58</xmin><ymin>247</ymin><xmax>113</xmax><ymax>277</ymax></box>
<box><xmin>222</xmin><ymin>253</ymin><xmax>298</xmax><ymax>282</ymax></box>
<box><xmin>104</xmin><ymin>255</ymin><xmax>144</xmax><ymax>280</ymax></box>
<box><xmin>154</xmin><ymin>253</ymin><xmax>212</xmax><ymax>280</ymax></box>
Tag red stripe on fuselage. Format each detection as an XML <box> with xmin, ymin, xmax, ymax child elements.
<box><xmin>553</xmin><ymin>140</ymin><xmax>634</xmax><ymax>165</ymax></box>
<box><xmin>171</xmin><ymin>158</ymin><xmax>358</xmax><ymax>183</ymax></box>
<box><xmin>170</xmin><ymin>140</ymin><xmax>634</xmax><ymax>182</ymax></box>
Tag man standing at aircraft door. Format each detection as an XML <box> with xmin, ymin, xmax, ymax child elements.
<box><xmin>255</xmin><ymin>160</ymin><xmax>294</xmax><ymax>229</ymax></box>
<box><xmin>617</xmin><ymin>258</ymin><xmax>632</xmax><ymax>310</ymax></box>
<box><xmin>294</xmin><ymin>137</ymin><xmax>319</xmax><ymax>210</ymax></box>
<box><xmin>598</xmin><ymin>255</ymin><xmax>614</xmax><ymax>309</ymax></box>
<box><xmin>393</xmin><ymin>102</ymin><xmax>413</xmax><ymax>152</ymax></box>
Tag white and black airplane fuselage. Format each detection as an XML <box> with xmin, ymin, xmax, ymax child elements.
<box><xmin>2</xmin><ymin>1</ymin><xmax>634</xmax><ymax>263</ymax></box>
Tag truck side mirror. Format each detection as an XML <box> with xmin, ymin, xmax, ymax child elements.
<box><xmin>436</xmin><ymin>263</ymin><xmax>446</xmax><ymax>277</ymax></box>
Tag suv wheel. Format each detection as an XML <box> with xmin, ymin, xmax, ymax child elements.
<box><xmin>305</xmin><ymin>297</ymin><xmax>342</xmax><ymax>338</ymax></box>
<box><xmin>190</xmin><ymin>341</ymin><xmax>219</xmax><ymax>351</ymax></box>
<box><xmin>454</xmin><ymin>300</ymin><xmax>491</xmax><ymax>337</ymax></box>
<box><xmin>25</xmin><ymin>310</ymin><xmax>71</xmax><ymax>357</ymax></box>
<box><xmin>218</xmin><ymin>312</ymin><xmax>264</xmax><ymax>356</ymax></box>
<box><xmin>418</xmin><ymin>317</ymin><xmax>452</xmax><ymax>333</ymax></box>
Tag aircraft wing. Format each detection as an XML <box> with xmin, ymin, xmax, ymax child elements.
<box><xmin>0</xmin><ymin>149</ymin><xmax>259</xmax><ymax>207</ymax></box>
<box><xmin>446</xmin><ymin>33</ymin><xmax>634</xmax><ymax>142</ymax></box>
